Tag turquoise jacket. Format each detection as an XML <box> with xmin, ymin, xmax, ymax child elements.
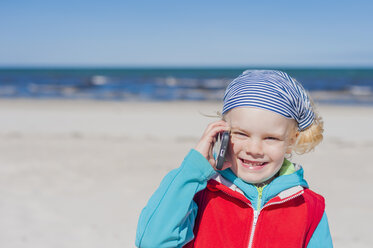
<box><xmin>136</xmin><ymin>149</ymin><xmax>333</xmax><ymax>247</ymax></box>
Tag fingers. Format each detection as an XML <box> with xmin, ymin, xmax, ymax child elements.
<box><xmin>195</xmin><ymin>120</ymin><xmax>230</xmax><ymax>167</ymax></box>
<box><xmin>203</xmin><ymin>120</ymin><xmax>228</xmax><ymax>134</ymax></box>
<box><xmin>202</xmin><ymin>121</ymin><xmax>230</xmax><ymax>141</ymax></box>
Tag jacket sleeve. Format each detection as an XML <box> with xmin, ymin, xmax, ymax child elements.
<box><xmin>307</xmin><ymin>212</ymin><xmax>333</xmax><ymax>247</ymax></box>
<box><xmin>135</xmin><ymin>149</ymin><xmax>216</xmax><ymax>248</ymax></box>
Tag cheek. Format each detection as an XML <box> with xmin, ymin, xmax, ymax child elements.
<box><xmin>227</xmin><ymin>141</ymin><xmax>240</xmax><ymax>163</ymax></box>
<box><xmin>229</xmin><ymin>139</ymin><xmax>243</xmax><ymax>155</ymax></box>
<box><xmin>266</xmin><ymin>144</ymin><xmax>287</xmax><ymax>158</ymax></box>
<box><xmin>285</xmin><ymin>145</ymin><xmax>292</xmax><ymax>154</ymax></box>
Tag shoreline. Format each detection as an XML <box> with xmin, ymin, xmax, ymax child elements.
<box><xmin>1</xmin><ymin>89</ymin><xmax>373</xmax><ymax>106</ymax></box>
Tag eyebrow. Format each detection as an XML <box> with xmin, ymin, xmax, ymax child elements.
<box><xmin>230</xmin><ymin>126</ymin><xmax>246</xmax><ymax>132</ymax></box>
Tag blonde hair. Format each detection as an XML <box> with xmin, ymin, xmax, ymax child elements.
<box><xmin>287</xmin><ymin>79</ymin><xmax>324</xmax><ymax>154</ymax></box>
<box><xmin>291</xmin><ymin>108</ymin><xmax>324</xmax><ymax>154</ymax></box>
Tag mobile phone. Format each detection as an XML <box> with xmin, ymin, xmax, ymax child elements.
<box><xmin>215</xmin><ymin>131</ymin><xmax>230</xmax><ymax>170</ymax></box>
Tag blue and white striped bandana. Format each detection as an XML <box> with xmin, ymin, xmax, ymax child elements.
<box><xmin>222</xmin><ymin>70</ymin><xmax>315</xmax><ymax>131</ymax></box>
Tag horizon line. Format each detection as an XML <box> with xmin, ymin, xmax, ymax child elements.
<box><xmin>1</xmin><ymin>64</ymin><xmax>373</xmax><ymax>70</ymax></box>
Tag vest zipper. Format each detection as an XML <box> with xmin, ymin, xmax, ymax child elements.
<box><xmin>248</xmin><ymin>186</ymin><xmax>263</xmax><ymax>248</ymax></box>
<box><xmin>248</xmin><ymin>209</ymin><xmax>259</xmax><ymax>248</ymax></box>
<box><xmin>247</xmin><ymin>190</ymin><xmax>304</xmax><ymax>248</ymax></box>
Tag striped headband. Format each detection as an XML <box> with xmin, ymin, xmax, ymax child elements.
<box><xmin>222</xmin><ymin>70</ymin><xmax>315</xmax><ymax>131</ymax></box>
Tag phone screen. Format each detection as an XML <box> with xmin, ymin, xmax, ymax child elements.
<box><xmin>215</xmin><ymin>131</ymin><xmax>230</xmax><ymax>170</ymax></box>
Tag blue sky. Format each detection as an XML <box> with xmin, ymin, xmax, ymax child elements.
<box><xmin>1</xmin><ymin>0</ymin><xmax>372</xmax><ymax>67</ymax></box>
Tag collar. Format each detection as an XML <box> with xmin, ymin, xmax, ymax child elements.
<box><xmin>214</xmin><ymin>159</ymin><xmax>309</xmax><ymax>210</ymax></box>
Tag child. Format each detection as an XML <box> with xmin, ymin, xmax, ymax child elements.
<box><xmin>135</xmin><ymin>70</ymin><xmax>333</xmax><ymax>248</ymax></box>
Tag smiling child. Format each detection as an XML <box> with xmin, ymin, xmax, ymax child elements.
<box><xmin>136</xmin><ymin>70</ymin><xmax>332</xmax><ymax>248</ymax></box>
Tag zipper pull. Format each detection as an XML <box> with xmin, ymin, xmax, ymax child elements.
<box><xmin>253</xmin><ymin>210</ymin><xmax>259</xmax><ymax>226</ymax></box>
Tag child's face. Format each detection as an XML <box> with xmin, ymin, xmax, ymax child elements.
<box><xmin>225</xmin><ymin>107</ymin><xmax>296</xmax><ymax>184</ymax></box>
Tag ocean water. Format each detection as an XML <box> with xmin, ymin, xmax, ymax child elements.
<box><xmin>0</xmin><ymin>68</ymin><xmax>372</xmax><ymax>104</ymax></box>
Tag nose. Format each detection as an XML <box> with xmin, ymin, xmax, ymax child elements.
<box><xmin>244</xmin><ymin>139</ymin><xmax>264</xmax><ymax>157</ymax></box>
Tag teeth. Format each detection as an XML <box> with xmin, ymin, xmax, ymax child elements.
<box><xmin>242</xmin><ymin>159</ymin><xmax>264</xmax><ymax>166</ymax></box>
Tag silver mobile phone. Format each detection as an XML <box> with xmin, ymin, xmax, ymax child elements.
<box><xmin>215</xmin><ymin>131</ymin><xmax>230</xmax><ymax>170</ymax></box>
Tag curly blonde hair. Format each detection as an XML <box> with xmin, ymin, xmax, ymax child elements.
<box><xmin>291</xmin><ymin>108</ymin><xmax>324</xmax><ymax>154</ymax></box>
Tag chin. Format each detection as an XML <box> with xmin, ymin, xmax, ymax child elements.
<box><xmin>240</xmin><ymin>176</ymin><xmax>268</xmax><ymax>184</ymax></box>
<box><xmin>233</xmin><ymin>163</ymin><xmax>282</xmax><ymax>185</ymax></box>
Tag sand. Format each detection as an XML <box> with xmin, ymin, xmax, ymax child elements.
<box><xmin>0</xmin><ymin>99</ymin><xmax>372</xmax><ymax>248</ymax></box>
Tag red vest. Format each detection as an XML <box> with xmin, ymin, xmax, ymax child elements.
<box><xmin>184</xmin><ymin>179</ymin><xmax>325</xmax><ymax>248</ymax></box>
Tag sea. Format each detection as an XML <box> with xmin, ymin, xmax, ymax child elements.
<box><xmin>1</xmin><ymin>67</ymin><xmax>373</xmax><ymax>105</ymax></box>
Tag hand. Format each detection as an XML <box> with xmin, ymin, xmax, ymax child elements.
<box><xmin>195</xmin><ymin>120</ymin><xmax>232</xmax><ymax>170</ymax></box>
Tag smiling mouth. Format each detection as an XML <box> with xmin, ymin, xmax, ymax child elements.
<box><xmin>240</xmin><ymin>159</ymin><xmax>268</xmax><ymax>168</ymax></box>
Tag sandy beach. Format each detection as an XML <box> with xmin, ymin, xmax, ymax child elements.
<box><xmin>0</xmin><ymin>99</ymin><xmax>372</xmax><ymax>248</ymax></box>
